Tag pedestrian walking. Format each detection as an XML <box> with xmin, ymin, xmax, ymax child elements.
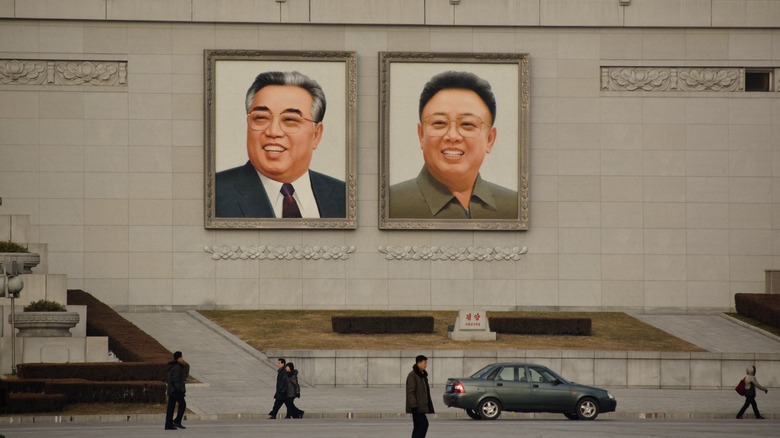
<box><xmin>737</xmin><ymin>365</ymin><xmax>769</xmax><ymax>419</ymax></box>
<box><xmin>283</xmin><ymin>362</ymin><xmax>304</xmax><ymax>419</ymax></box>
<box><xmin>165</xmin><ymin>351</ymin><xmax>189</xmax><ymax>430</ymax></box>
<box><xmin>406</xmin><ymin>355</ymin><xmax>434</xmax><ymax>438</ymax></box>
<box><xmin>268</xmin><ymin>358</ymin><xmax>287</xmax><ymax>419</ymax></box>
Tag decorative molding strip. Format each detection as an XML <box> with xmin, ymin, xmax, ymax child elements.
<box><xmin>601</xmin><ymin>67</ymin><xmax>745</xmax><ymax>92</ymax></box>
<box><xmin>0</xmin><ymin>59</ymin><xmax>127</xmax><ymax>86</ymax></box>
<box><xmin>205</xmin><ymin>245</ymin><xmax>356</xmax><ymax>260</ymax></box>
<box><xmin>378</xmin><ymin>246</ymin><xmax>528</xmax><ymax>261</ymax></box>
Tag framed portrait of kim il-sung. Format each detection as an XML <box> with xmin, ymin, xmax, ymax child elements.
<box><xmin>204</xmin><ymin>50</ymin><xmax>357</xmax><ymax>229</ymax></box>
<box><xmin>378</xmin><ymin>52</ymin><xmax>529</xmax><ymax>230</ymax></box>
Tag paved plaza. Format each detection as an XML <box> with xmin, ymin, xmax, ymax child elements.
<box><xmin>2</xmin><ymin>310</ymin><xmax>778</xmax><ymax>431</ymax></box>
<box><xmin>2</xmin><ymin>418</ymin><xmax>780</xmax><ymax>438</ymax></box>
<box><xmin>116</xmin><ymin>311</ymin><xmax>780</xmax><ymax>420</ymax></box>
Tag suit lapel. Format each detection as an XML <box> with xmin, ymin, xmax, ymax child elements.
<box><xmin>234</xmin><ymin>162</ymin><xmax>275</xmax><ymax>217</ymax></box>
<box><xmin>310</xmin><ymin>171</ymin><xmax>337</xmax><ymax>217</ymax></box>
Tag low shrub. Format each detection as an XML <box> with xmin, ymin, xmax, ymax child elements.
<box><xmin>1</xmin><ymin>379</ymin><xmax>46</xmax><ymax>394</ymax></box>
<box><xmin>489</xmin><ymin>317</ymin><xmax>592</xmax><ymax>336</ymax></box>
<box><xmin>0</xmin><ymin>393</ymin><xmax>66</xmax><ymax>414</ymax></box>
<box><xmin>24</xmin><ymin>299</ymin><xmax>67</xmax><ymax>312</ymax></box>
<box><xmin>332</xmin><ymin>316</ymin><xmax>434</xmax><ymax>334</ymax></box>
<box><xmin>16</xmin><ymin>363</ymin><xmax>167</xmax><ymax>382</ymax></box>
<box><xmin>735</xmin><ymin>293</ymin><xmax>780</xmax><ymax>329</ymax></box>
<box><xmin>44</xmin><ymin>380</ymin><xmax>166</xmax><ymax>404</ymax></box>
<box><xmin>0</xmin><ymin>241</ymin><xmax>29</xmax><ymax>253</ymax></box>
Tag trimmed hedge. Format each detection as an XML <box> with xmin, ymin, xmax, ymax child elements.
<box><xmin>489</xmin><ymin>317</ymin><xmax>592</xmax><ymax>336</ymax></box>
<box><xmin>735</xmin><ymin>293</ymin><xmax>780</xmax><ymax>329</ymax></box>
<box><xmin>1</xmin><ymin>379</ymin><xmax>46</xmax><ymax>394</ymax></box>
<box><xmin>17</xmin><ymin>362</ymin><xmax>167</xmax><ymax>382</ymax></box>
<box><xmin>0</xmin><ymin>393</ymin><xmax>66</xmax><ymax>414</ymax></box>
<box><xmin>67</xmin><ymin>289</ymin><xmax>171</xmax><ymax>363</ymax></box>
<box><xmin>332</xmin><ymin>316</ymin><xmax>434</xmax><ymax>334</ymax></box>
<box><xmin>45</xmin><ymin>380</ymin><xmax>165</xmax><ymax>404</ymax></box>
<box><xmin>2</xmin><ymin>290</ymin><xmax>173</xmax><ymax>413</ymax></box>
<box><xmin>2</xmin><ymin>379</ymin><xmax>164</xmax><ymax>404</ymax></box>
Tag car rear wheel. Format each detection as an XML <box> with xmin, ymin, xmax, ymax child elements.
<box><xmin>563</xmin><ymin>413</ymin><xmax>579</xmax><ymax>420</ymax></box>
<box><xmin>576</xmin><ymin>398</ymin><xmax>599</xmax><ymax>420</ymax></box>
<box><xmin>466</xmin><ymin>409</ymin><xmax>481</xmax><ymax>420</ymax></box>
<box><xmin>478</xmin><ymin>398</ymin><xmax>501</xmax><ymax>420</ymax></box>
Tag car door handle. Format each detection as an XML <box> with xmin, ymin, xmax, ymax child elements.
<box><xmin>533</xmin><ymin>384</ymin><xmax>539</xmax><ymax>388</ymax></box>
<box><xmin>497</xmin><ymin>383</ymin><xmax>503</xmax><ymax>386</ymax></box>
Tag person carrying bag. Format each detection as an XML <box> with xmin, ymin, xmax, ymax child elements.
<box><xmin>736</xmin><ymin>365</ymin><xmax>768</xmax><ymax>420</ymax></box>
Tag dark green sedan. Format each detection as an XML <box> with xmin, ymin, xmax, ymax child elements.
<box><xmin>443</xmin><ymin>362</ymin><xmax>617</xmax><ymax>420</ymax></box>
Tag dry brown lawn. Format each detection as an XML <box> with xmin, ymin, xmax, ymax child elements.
<box><xmin>199</xmin><ymin>310</ymin><xmax>704</xmax><ymax>352</ymax></box>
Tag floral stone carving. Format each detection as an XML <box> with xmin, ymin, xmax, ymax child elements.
<box><xmin>601</xmin><ymin>67</ymin><xmax>743</xmax><ymax>92</ymax></box>
<box><xmin>0</xmin><ymin>59</ymin><xmax>127</xmax><ymax>86</ymax></box>
<box><xmin>205</xmin><ymin>245</ymin><xmax>356</xmax><ymax>260</ymax></box>
<box><xmin>378</xmin><ymin>246</ymin><xmax>528</xmax><ymax>261</ymax></box>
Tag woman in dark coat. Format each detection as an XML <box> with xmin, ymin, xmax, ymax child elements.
<box><xmin>283</xmin><ymin>362</ymin><xmax>304</xmax><ymax>419</ymax></box>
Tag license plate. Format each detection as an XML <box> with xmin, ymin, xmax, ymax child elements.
<box><xmin>446</xmin><ymin>385</ymin><xmax>453</xmax><ymax>392</ymax></box>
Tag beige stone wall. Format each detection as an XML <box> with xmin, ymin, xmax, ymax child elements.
<box><xmin>0</xmin><ymin>1</ymin><xmax>779</xmax><ymax>312</ymax></box>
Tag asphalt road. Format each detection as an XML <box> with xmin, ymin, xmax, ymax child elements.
<box><xmin>1</xmin><ymin>418</ymin><xmax>776</xmax><ymax>438</ymax></box>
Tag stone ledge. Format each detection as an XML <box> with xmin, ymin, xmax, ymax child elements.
<box><xmin>268</xmin><ymin>348</ymin><xmax>780</xmax><ymax>389</ymax></box>
<box><xmin>3</xmin><ymin>0</ymin><xmax>779</xmax><ymax>27</ymax></box>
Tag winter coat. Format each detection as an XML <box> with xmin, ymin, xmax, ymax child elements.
<box><xmin>274</xmin><ymin>367</ymin><xmax>287</xmax><ymax>400</ymax></box>
<box><xmin>166</xmin><ymin>360</ymin><xmax>186</xmax><ymax>397</ymax></box>
<box><xmin>744</xmin><ymin>366</ymin><xmax>767</xmax><ymax>396</ymax></box>
<box><xmin>284</xmin><ymin>370</ymin><xmax>301</xmax><ymax>399</ymax></box>
<box><xmin>405</xmin><ymin>364</ymin><xmax>434</xmax><ymax>414</ymax></box>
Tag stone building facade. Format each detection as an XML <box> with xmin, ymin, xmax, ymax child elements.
<box><xmin>0</xmin><ymin>0</ymin><xmax>779</xmax><ymax>312</ymax></box>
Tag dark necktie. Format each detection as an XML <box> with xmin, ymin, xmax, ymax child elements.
<box><xmin>280</xmin><ymin>183</ymin><xmax>302</xmax><ymax>218</ymax></box>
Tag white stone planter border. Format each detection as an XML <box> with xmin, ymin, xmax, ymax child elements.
<box><xmin>0</xmin><ymin>252</ymin><xmax>41</xmax><ymax>274</ymax></box>
<box><xmin>10</xmin><ymin>311</ymin><xmax>80</xmax><ymax>337</ymax></box>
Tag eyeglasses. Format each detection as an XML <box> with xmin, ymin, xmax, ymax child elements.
<box><xmin>422</xmin><ymin>114</ymin><xmax>490</xmax><ymax>138</ymax></box>
<box><xmin>247</xmin><ymin>111</ymin><xmax>317</xmax><ymax>133</ymax></box>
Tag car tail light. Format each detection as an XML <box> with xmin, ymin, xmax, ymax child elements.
<box><xmin>452</xmin><ymin>381</ymin><xmax>465</xmax><ymax>393</ymax></box>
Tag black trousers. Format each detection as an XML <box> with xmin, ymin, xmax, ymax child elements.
<box><xmin>165</xmin><ymin>394</ymin><xmax>186</xmax><ymax>427</ymax></box>
<box><xmin>411</xmin><ymin>412</ymin><xmax>428</xmax><ymax>438</ymax></box>
<box><xmin>269</xmin><ymin>398</ymin><xmax>285</xmax><ymax>417</ymax></box>
<box><xmin>284</xmin><ymin>397</ymin><xmax>303</xmax><ymax>418</ymax></box>
<box><xmin>737</xmin><ymin>394</ymin><xmax>762</xmax><ymax>418</ymax></box>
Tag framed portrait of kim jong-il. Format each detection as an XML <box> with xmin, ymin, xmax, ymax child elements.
<box><xmin>378</xmin><ymin>52</ymin><xmax>529</xmax><ymax>231</ymax></box>
<box><xmin>204</xmin><ymin>50</ymin><xmax>357</xmax><ymax>229</ymax></box>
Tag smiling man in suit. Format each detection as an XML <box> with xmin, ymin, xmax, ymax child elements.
<box><xmin>216</xmin><ymin>71</ymin><xmax>346</xmax><ymax>219</ymax></box>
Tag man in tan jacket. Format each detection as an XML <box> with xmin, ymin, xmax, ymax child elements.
<box><xmin>406</xmin><ymin>355</ymin><xmax>434</xmax><ymax>438</ymax></box>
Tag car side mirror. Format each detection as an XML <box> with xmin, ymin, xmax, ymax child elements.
<box><xmin>551</xmin><ymin>378</ymin><xmax>560</xmax><ymax>386</ymax></box>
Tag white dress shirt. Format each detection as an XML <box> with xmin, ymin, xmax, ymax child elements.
<box><xmin>258</xmin><ymin>171</ymin><xmax>321</xmax><ymax>218</ymax></box>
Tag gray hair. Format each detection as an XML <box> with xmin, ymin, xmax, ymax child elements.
<box><xmin>244</xmin><ymin>71</ymin><xmax>327</xmax><ymax>123</ymax></box>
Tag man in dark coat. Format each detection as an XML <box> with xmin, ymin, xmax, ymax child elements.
<box><xmin>268</xmin><ymin>358</ymin><xmax>287</xmax><ymax>419</ymax></box>
<box><xmin>406</xmin><ymin>355</ymin><xmax>434</xmax><ymax>438</ymax></box>
<box><xmin>165</xmin><ymin>351</ymin><xmax>188</xmax><ymax>430</ymax></box>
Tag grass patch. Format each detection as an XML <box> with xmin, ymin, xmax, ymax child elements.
<box><xmin>726</xmin><ymin>313</ymin><xmax>780</xmax><ymax>338</ymax></box>
<box><xmin>198</xmin><ymin>310</ymin><xmax>704</xmax><ymax>352</ymax></box>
